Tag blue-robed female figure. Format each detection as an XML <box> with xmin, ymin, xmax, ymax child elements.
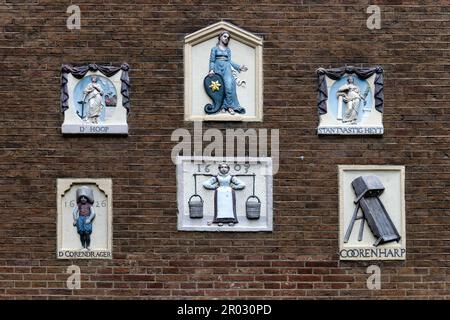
<box><xmin>208</xmin><ymin>31</ymin><xmax>248</xmax><ymax>115</ymax></box>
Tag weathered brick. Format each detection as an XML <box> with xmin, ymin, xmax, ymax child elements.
<box><xmin>0</xmin><ymin>0</ymin><xmax>448</xmax><ymax>300</ymax></box>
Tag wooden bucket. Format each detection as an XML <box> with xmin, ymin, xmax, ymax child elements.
<box><xmin>246</xmin><ymin>195</ymin><xmax>261</xmax><ymax>220</ymax></box>
<box><xmin>188</xmin><ymin>194</ymin><xmax>203</xmax><ymax>219</ymax></box>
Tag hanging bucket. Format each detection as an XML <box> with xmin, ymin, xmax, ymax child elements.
<box><xmin>246</xmin><ymin>195</ymin><xmax>261</xmax><ymax>220</ymax></box>
<box><xmin>188</xmin><ymin>194</ymin><xmax>203</xmax><ymax>219</ymax></box>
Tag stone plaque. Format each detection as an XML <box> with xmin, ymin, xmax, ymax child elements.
<box><xmin>317</xmin><ymin>66</ymin><xmax>384</xmax><ymax>135</ymax></box>
<box><xmin>184</xmin><ymin>21</ymin><xmax>263</xmax><ymax>122</ymax></box>
<box><xmin>339</xmin><ymin>165</ymin><xmax>406</xmax><ymax>260</ymax></box>
<box><xmin>57</xmin><ymin>179</ymin><xmax>113</xmax><ymax>259</ymax></box>
<box><xmin>177</xmin><ymin>156</ymin><xmax>273</xmax><ymax>231</ymax></box>
<box><xmin>61</xmin><ymin>63</ymin><xmax>130</xmax><ymax>134</ymax></box>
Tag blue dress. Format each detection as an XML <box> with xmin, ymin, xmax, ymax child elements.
<box><xmin>209</xmin><ymin>46</ymin><xmax>245</xmax><ymax>113</ymax></box>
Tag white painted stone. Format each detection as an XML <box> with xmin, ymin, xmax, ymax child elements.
<box><xmin>177</xmin><ymin>156</ymin><xmax>273</xmax><ymax>232</ymax></box>
<box><xmin>57</xmin><ymin>178</ymin><xmax>113</xmax><ymax>259</ymax></box>
<box><xmin>61</xmin><ymin>124</ymin><xmax>128</xmax><ymax>134</ymax></box>
<box><xmin>338</xmin><ymin>165</ymin><xmax>406</xmax><ymax>261</ymax></box>
<box><xmin>318</xmin><ymin>73</ymin><xmax>383</xmax><ymax>135</ymax></box>
<box><xmin>62</xmin><ymin>70</ymin><xmax>128</xmax><ymax>135</ymax></box>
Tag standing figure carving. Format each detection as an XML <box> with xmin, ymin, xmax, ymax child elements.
<box><xmin>202</xmin><ymin>163</ymin><xmax>245</xmax><ymax>226</ymax></box>
<box><xmin>72</xmin><ymin>186</ymin><xmax>96</xmax><ymax>250</ymax></box>
<box><xmin>83</xmin><ymin>76</ymin><xmax>104</xmax><ymax>124</ymax></box>
<box><xmin>208</xmin><ymin>31</ymin><xmax>248</xmax><ymax>115</ymax></box>
<box><xmin>336</xmin><ymin>76</ymin><xmax>366</xmax><ymax>124</ymax></box>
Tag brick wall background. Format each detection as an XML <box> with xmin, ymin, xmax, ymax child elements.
<box><xmin>0</xmin><ymin>0</ymin><xmax>449</xmax><ymax>299</ymax></box>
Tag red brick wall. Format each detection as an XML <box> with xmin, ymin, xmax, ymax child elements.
<box><xmin>0</xmin><ymin>0</ymin><xmax>449</xmax><ymax>299</ymax></box>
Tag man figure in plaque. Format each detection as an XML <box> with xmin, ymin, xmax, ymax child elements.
<box><xmin>336</xmin><ymin>76</ymin><xmax>367</xmax><ymax>124</ymax></box>
<box><xmin>82</xmin><ymin>76</ymin><xmax>104</xmax><ymax>124</ymax></box>
<box><xmin>207</xmin><ymin>31</ymin><xmax>248</xmax><ymax>115</ymax></box>
<box><xmin>72</xmin><ymin>186</ymin><xmax>96</xmax><ymax>250</ymax></box>
<box><xmin>202</xmin><ymin>163</ymin><xmax>245</xmax><ymax>226</ymax></box>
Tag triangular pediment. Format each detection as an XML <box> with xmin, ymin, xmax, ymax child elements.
<box><xmin>185</xmin><ymin>21</ymin><xmax>262</xmax><ymax>48</ymax></box>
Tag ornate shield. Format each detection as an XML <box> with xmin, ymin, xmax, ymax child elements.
<box><xmin>203</xmin><ymin>74</ymin><xmax>225</xmax><ymax>114</ymax></box>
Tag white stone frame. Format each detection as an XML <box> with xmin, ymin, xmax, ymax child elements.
<box><xmin>57</xmin><ymin>178</ymin><xmax>113</xmax><ymax>259</ymax></box>
<box><xmin>184</xmin><ymin>21</ymin><xmax>263</xmax><ymax>122</ymax></box>
<box><xmin>338</xmin><ymin>165</ymin><xmax>406</xmax><ymax>261</ymax></box>
<box><xmin>176</xmin><ymin>156</ymin><xmax>273</xmax><ymax>232</ymax></box>
<box><xmin>317</xmin><ymin>73</ymin><xmax>384</xmax><ymax>135</ymax></box>
<box><xmin>62</xmin><ymin>70</ymin><xmax>128</xmax><ymax>135</ymax></box>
